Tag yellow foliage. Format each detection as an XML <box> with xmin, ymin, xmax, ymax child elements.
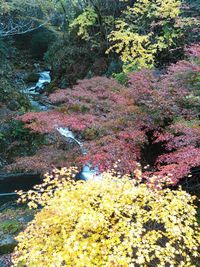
<box><xmin>153</xmin><ymin>0</ymin><xmax>181</xmax><ymax>18</ymax></box>
<box><xmin>130</xmin><ymin>0</ymin><xmax>181</xmax><ymax>19</ymax></box>
<box><xmin>70</xmin><ymin>7</ymin><xmax>98</xmax><ymax>41</ymax></box>
<box><xmin>107</xmin><ymin>21</ymin><xmax>156</xmax><ymax>72</ymax></box>
<box><xmin>107</xmin><ymin>0</ymin><xmax>183</xmax><ymax>71</ymax></box>
<box><xmin>13</xmin><ymin>168</ymin><xmax>200</xmax><ymax>266</ymax></box>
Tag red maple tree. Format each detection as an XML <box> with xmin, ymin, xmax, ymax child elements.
<box><xmin>9</xmin><ymin>43</ymin><xmax>200</xmax><ymax>187</ymax></box>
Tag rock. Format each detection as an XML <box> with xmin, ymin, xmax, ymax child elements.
<box><xmin>43</xmin><ymin>81</ymin><xmax>50</xmax><ymax>87</ymax></box>
<box><xmin>0</xmin><ymin>235</ymin><xmax>17</xmax><ymax>255</ymax></box>
<box><xmin>0</xmin><ymin>172</ymin><xmax>38</xmax><ymax>182</ymax></box>
<box><xmin>0</xmin><ymin>255</ymin><xmax>12</xmax><ymax>267</ymax></box>
<box><xmin>0</xmin><ymin>108</ymin><xmax>12</xmax><ymax>121</ymax></box>
<box><xmin>35</xmin><ymin>82</ymin><xmax>49</xmax><ymax>94</ymax></box>
<box><xmin>0</xmin><ymin>157</ymin><xmax>7</xmax><ymax>169</ymax></box>
<box><xmin>0</xmin><ymin>258</ymin><xmax>5</xmax><ymax>267</ymax></box>
<box><xmin>0</xmin><ymin>202</ymin><xmax>18</xmax><ymax>213</ymax></box>
<box><xmin>34</xmin><ymin>86</ymin><xmax>43</xmax><ymax>94</ymax></box>
<box><xmin>33</xmin><ymin>63</ymin><xmax>41</xmax><ymax>72</ymax></box>
<box><xmin>17</xmin><ymin>215</ymin><xmax>34</xmax><ymax>224</ymax></box>
<box><xmin>7</xmin><ymin>100</ymin><xmax>20</xmax><ymax>111</ymax></box>
<box><xmin>24</xmin><ymin>72</ymin><xmax>39</xmax><ymax>83</ymax></box>
<box><xmin>0</xmin><ymin>220</ymin><xmax>23</xmax><ymax>235</ymax></box>
<box><xmin>59</xmin><ymin>79</ymin><xmax>69</xmax><ymax>89</ymax></box>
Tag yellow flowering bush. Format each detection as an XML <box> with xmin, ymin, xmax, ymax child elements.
<box><xmin>13</xmin><ymin>168</ymin><xmax>200</xmax><ymax>267</ymax></box>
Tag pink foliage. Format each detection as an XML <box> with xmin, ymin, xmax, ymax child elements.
<box><xmin>158</xmin><ymin>146</ymin><xmax>200</xmax><ymax>167</ymax></box>
<box><xmin>49</xmin><ymin>77</ymin><xmax>127</xmax><ymax>116</ymax></box>
<box><xmin>128</xmin><ymin>63</ymin><xmax>200</xmax><ymax>125</ymax></box>
<box><xmin>81</xmin><ymin>130</ymin><xmax>147</xmax><ymax>173</ymax></box>
<box><xmin>185</xmin><ymin>43</ymin><xmax>200</xmax><ymax>59</ymax></box>
<box><xmin>128</xmin><ymin>69</ymin><xmax>157</xmax><ymax>102</ymax></box>
<box><xmin>12</xmin><ymin>44</ymin><xmax>200</xmax><ymax>185</ymax></box>
<box><xmin>49</xmin><ymin>89</ymin><xmax>69</xmax><ymax>104</ymax></box>
<box><xmin>6</xmin><ymin>146</ymin><xmax>81</xmax><ymax>173</ymax></box>
<box><xmin>154</xmin><ymin>147</ymin><xmax>200</xmax><ymax>184</ymax></box>
<box><xmin>154</xmin><ymin>122</ymin><xmax>200</xmax><ymax>150</ymax></box>
<box><xmin>18</xmin><ymin>111</ymin><xmax>97</xmax><ymax>133</ymax></box>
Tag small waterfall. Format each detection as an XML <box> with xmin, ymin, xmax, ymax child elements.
<box><xmin>77</xmin><ymin>165</ymin><xmax>102</xmax><ymax>181</ymax></box>
<box><xmin>0</xmin><ymin>70</ymin><xmax>51</xmax><ymax>200</ymax></box>
<box><xmin>24</xmin><ymin>71</ymin><xmax>51</xmax><ymax>110</ymax></box>
<box><xmin>57</xmin><ymin>127</ymin><xmax>102</xmax><ymax>181</ymax></box>
<box><xmin>36</xmin><ymin>71</ymin><xmax>51</xmax><ymax>89</ymax></box>
<box><xmin>57</xmin><ymin>127</ymin><xmax>83</xmax><ymax>149</ymax></box>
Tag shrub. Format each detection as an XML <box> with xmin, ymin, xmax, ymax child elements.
<box><xmin>9</xmin><ymin>43</ymin><xmax>200</xmax><ymax>185</ymax></box>
<box><xmin>13</xmin><ymin>168</ymin><xmax>200</xmax><ymax>266</ymax></box>
<box><xmin>44</xmin><ymin>38</ymin><xmax>96</xmax><ymax>85</ymax></box>
<box><xmin>0</xmin><ymin>121</ymin><xmax>47</xmax><ymax>168</ymax></box>
<box><xmin>113</xmin><ymin>72</ymin><xmax>128</xmax><ymax>85</ymax></box>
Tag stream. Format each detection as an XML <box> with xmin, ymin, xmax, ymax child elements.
<box><xmin>57</xmin><ymin>127</ymin><xmax>102</xmax><ymax>181</ymax></box>
<box><xmin>0</xmin><ymin>66</ymin><xmax>103</xmax><ymax>264</ymax></box>
<box><xmin>23</xmin><ymin>71</ymin><xmax>51</xmax><ymax>111</ymax></box>
<box><xmin>0</xmin><ymin>70</ymin><xmax>51</xmax><ymax>201</ymax></box>
<box><xmin>0</xmin><ymin>68</ymin><xmax>101</xmax><ymax>201</ymax></box>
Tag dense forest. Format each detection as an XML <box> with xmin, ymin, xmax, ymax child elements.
<box><xmin>0</xmin><ymin>0</ymin><xmax>200</xmax><ymax>266</ymax></box>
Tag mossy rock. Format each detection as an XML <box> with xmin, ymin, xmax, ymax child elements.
<box><xmin>0</xmin><ymin>235</ymin><xmax>17</xmax><ymax>255</ymax></box>
<box><xmin>24</xmin><ymin>72</ymin><xmax>39</xmax><ymax>83</ymax></box>
<box><xmin>0</xmin><ymin>219</ymin><xmax>23</xmax><ymax>235</ymax></box>
<box><xmin>45</xmin><ymin>81</ymin><xmax>57</xmax><ymax>94</ymax></box>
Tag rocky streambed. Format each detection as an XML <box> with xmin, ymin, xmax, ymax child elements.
<box><xmin>0</xmin><ymin>62</ymin><xmax>104</xmax><ymax>264</ymax></box>
<box><xmin>0</xmin><ymin>67</ymin><xmax>51</xmax><ymax>264</ymax></box>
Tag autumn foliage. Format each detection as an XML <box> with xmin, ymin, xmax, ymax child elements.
<box><xmin>13</xmin><ymin>168</ymin><xmax>200</xmax><ymax>266</ymax></box>
<box><xmin>11</xmin><ymin>43</ymin><xmax>200</xmax><ymax>186</ymax></box>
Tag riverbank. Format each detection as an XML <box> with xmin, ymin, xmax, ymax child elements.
<box><xmin>0</xmin><ymin>202</ymin><xmax>35</xmax><ymax>266</ymax></box>
<box><xmin>0</xmin><ymin>48</ymin><xmax>52</xmax><ymax>261</ymax></box>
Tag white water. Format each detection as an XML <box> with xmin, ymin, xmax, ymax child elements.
<box><xmin>57</xmin><ymin>127</ymin><xmax>102</xmax><ymax>181</ymax></box>
<box><xmin>24</xmin><ymin>71</ymin><xmax>51</xmax><ymax>110</ymax></box>
<box><xmin>36</xmin><ymin>71</ymin><xmax>51</xmax><ymax>89</ymax></box>
<box><xmin>0</xmin><ymin>71</ymin><xmax>51</xmax><ymax>198</ymax></box>
<box><xmin>25</xmin><ymin>74</ymin><xmax>102</xmax><ymax>181</ymax></box>
<box><xmin>57</xmin><ymin>127</ymin><xmax>83</xmax><ymax>148</ymax></box>
<box><xmin>79</xmin><ymin>165</ymin><xmax>102</xmax><ymax>181</ymax></box>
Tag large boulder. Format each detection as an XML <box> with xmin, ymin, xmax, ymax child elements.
<box><xmin>0</xmin><ymin>235</ymin><xmax>17</xmax><ymax>255</ymax></box>
<box><xmin>7</xmin><ymin>100</ymin><xmax>20</xmax><ymax>111</ymax></box>
<box><xmin>24</xmin><ymin>72</ymin><xmax>39</xmax><ymax>83</ymax></box>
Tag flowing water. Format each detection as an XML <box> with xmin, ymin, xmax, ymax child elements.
<box><xmin>0</xmin><ymin>70</ymin><xmax>51</xmax><ymax>199</ymax></box>
<box><xmin>0</xmin><ymin>70</ymin><xmax>101</xmax><ymax>201</ymax></box>
<box><xmin>57</xmin><ymin>127</ymin><xmax>102</xmax><ymax>181</ymax></box>
<box><xmin>23</xmin><ymin>71</ymin><xmax>51</xmax><ymax>110</ymax></box>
